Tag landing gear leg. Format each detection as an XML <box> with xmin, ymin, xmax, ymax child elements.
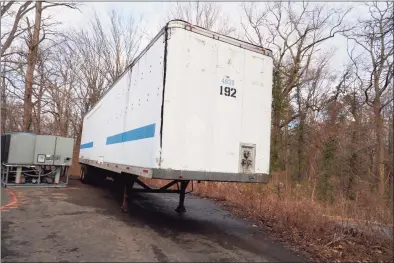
<box><xmin>175</xmin><ymin>180</ymin><xmax>189</xmax><ymax>213</ymax></box>
<box><xmin>121</xmin><ymin>180</ymin><xmax>134</xmax><ymax>213</ymax></box>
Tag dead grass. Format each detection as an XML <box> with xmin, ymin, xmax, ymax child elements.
<box><xmin>139</xmin><ymin>177</ymin><xmax>393</xmax><ymax>262</ymax></box>
<box><xmin>194</xmin><ymin>180</ymin><xmax>393</xmax><ymax>262</ymax></box>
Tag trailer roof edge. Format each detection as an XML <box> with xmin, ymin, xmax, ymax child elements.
<box><xmin>166</xmin><ymin>19</ymin><xmax>273</xmax><ymax>57</ymax></box>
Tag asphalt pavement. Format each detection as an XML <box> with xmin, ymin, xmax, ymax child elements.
<box><xmin>1</xmin><ymin>177</ymin><xmax>306</xmax><ymax>262</ymax></box>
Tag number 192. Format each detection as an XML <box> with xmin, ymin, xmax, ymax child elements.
<box><xmin>220</xmin><ymin>86</ymin><xmax>236</xmax><ymax>98</ymax></box>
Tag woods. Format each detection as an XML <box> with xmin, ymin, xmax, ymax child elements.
<box><xmin>1</xmin><ymin>1</ymin><xmax>393</xmax><ymax>250</ymax></box>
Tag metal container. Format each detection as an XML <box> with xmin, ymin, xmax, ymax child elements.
<box><xmin>1</xmin><ymin>133</ymin><xmax>74</xmax><ymax>166</ymax></box>
<box><xmin>79</xmin><ymin>20</ymin><xmax>274</xmax><ymax>183</ymax></box>
<box><xmin>1</xmin><ymin>132</ymin><xmax>36</xmax><ymax>164</ymax></box>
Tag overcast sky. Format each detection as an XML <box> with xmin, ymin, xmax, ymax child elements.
<box><xmin>53</xmin><ymin>2</ymin><xmax>371</xmax><ymax>71</ymax></box>
<box><xmin>13</xmin><ymin>2</ymin><xmax>372</xmax><ymax>75</ymax></box>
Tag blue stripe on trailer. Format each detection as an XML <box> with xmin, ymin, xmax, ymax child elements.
<box><xmin>80</xmin><ymin>141</ymin><xmax>94</xmax><ymax>149</ymax></box>
<box><xmin>106</xmin><ymin>123</ymin><xmax>156</xmax><ymax>145</ymax></box>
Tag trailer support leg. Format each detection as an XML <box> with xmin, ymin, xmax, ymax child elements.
<box><xmin>121</xmin><ymin>180</ymin><xmax>134</xmax><ymax>213</ymax></box>
<box><xmin>121</xmin><ymin>184</ymin><xmax>128</xmax><ymax>213</ymax></box>
<box><xmin>175</xmin><ymin>180</ymin><xmax>189</xmax><ymax>213</ymax></box>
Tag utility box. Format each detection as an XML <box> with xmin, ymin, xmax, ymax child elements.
<box><xmin>1</xmin><ymin>132</ymin><xmax>74</xmax><ymax>188</ymax></box>
<box><xmin>34</xmin><ymin>135</ymin><xmax>57</xmax><ymax>165</ymax></box>
<box><xmin>1</xmin><ymin>133</ymin><xmax>36</xmax><ymax>164</ymax></box>
<box><xmin>1</xmin><ymin>133</ymin><xmax>74</xmax><ymax>166</ymax></box>
<box><xmin>54</xmin><ymin>137</ymin><xmax>74</xmax><ymax>166</ymax></box>
<box><xmin>34</xmin><ymin>135</ymin><xmax>74</xmax><ymax>165</ymax></box>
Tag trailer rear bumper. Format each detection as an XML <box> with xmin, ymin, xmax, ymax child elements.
<box><xmin>79</xmin><ymin>159</ymin><xmax>269</xmax><ymax>183</ymax></box>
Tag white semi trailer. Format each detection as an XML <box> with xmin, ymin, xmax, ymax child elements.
<box><xmin>79</xmin><ymin>20</ymin><xmax>274</xmax><ymax>212</ymax></box>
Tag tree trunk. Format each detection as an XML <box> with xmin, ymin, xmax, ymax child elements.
<box><xmin>284</xmin><ymin>112</ymin><xmax>290</xmax><ymax>190</ymax></box>
<box><xmin>296</xmin><ymin>85</ymin><xmax>305</xmax><ymax>182</ymax></box>
<box><xmin>389</xmin><ymin>115</ymin><xmax>393</xmax><ymax>214</ymax></box>
<box><xmin>375</xmin><ymin>103</ymin><xmax>385</xmax><ymax>196</ymax></box>
<box><xmin>62</xmin><ymin>103</ymin><xmax>70</xmax><ymax>137</ymax></box>
<box><xmin>271</xmin><ymin>72</ymin><xmax>284</xmax><ymax>171</ymax></box>
<box><xmin>297</xmin><ymin>119</ymin><xmax>306</xmax><ymax>181</ymax></box>
<box><xmin>35</xmin><ymin>66</ymin><xmax>44</xmax><ymax>134</ymax></box>
<box><xmin>70</xmin><ymin>121</ymin><xmax>83</xmax><ymax>174</ymax></box>
<box><xmin>272</xmin><ymin>107</ymin><xmax>281</xmax><ymax>168</ymax></box>
<box><xmin>22</xmin><ymin>1</ymin><xmax>42</xmax><ymax>132</ymax></box>
<box><xmin>347</xmin><ymin>92</ymin><xmax>358</xmax><ymax>200</ymax></box>
<box><xmin>35</xmin><ymin>95</ymin><xmax>41</xmax><ymax>134</ymax></box>
<box><xmin>1</xmin><ymin>64</ymin><xmax>6</xmax><ymax>133</ymax></box>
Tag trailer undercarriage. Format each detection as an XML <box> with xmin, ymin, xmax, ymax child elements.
<box><xmin>80</xmin><ymin>164</ymin><xmax>192</xmax><ymax>213</ymax></box>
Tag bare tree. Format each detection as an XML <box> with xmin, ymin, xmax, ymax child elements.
<box><xmin>31</xmin><ymin>48</ymin><xmax>46</xmax><ymax>134</ymax></box>
<box><xmin>241</xmin><ymin>2</ymin><xmax>352</xmax><ymax>175</ymax></box>
<box><xmin>346</xmin><ymin>1</ymin><xmax>394</xmax><ymax>196</ymax></box>
<box><xmin>1</xmin><ymin>1</ymin><xmax>35</xmax><ymax>57</ymax></box>
<box><xmin>52</xmin><ymin>9</ymin><xmax>143</xmax><ymax>169</ymax></box>
<box><xmin>65</xmin><ymin>27</ymin><xmax>107</xmax><ymax>122</ymax></box>
<box><xmin>67</xmin><ymin>9</ymin><xmax>141</xmax><ymax>110</ymax></box>
<box><xmin>22</xmin><ymin>1</ymin><xmax>43</xmax><ymax>132</ymax></box>
<box><xmin>92</xmin><ymin>10</ymin><xmax>142</xmax><ymax>82</ymax></box>
<box><xmin>21</xmin><ymin>2</ymin><xmax>77</xmax><ymax>132</ymax></box>
<box><xmin>1</xmin><ymin>60</ymin><xmax>7</xmax><ymax>133</ymax></box>
<box><xmin>165</xmin><ymin>1</ymin><xmax>235</xmax><ymax>36</ymax></box>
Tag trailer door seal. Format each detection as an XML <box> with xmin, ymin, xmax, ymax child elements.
<box><xmin>160</xmin><ymin>24</ymin><xmax>169</xmax><ymax>151</ymax></box>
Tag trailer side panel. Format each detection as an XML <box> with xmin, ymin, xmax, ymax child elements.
<box><xmin>79</xmin><ymin>33</ymin><xmax>166</xmax><ymax>170</ymax></box>
<box><xmin>79</xmin><ymin>21</ymin><xmax>273</xmax><ymax>183</ymax></box>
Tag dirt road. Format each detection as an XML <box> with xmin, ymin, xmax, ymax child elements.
<box><xmin>1</xmin><ymin>178</ymin><xmax>305</xmax><ymax>262</ymax></box>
